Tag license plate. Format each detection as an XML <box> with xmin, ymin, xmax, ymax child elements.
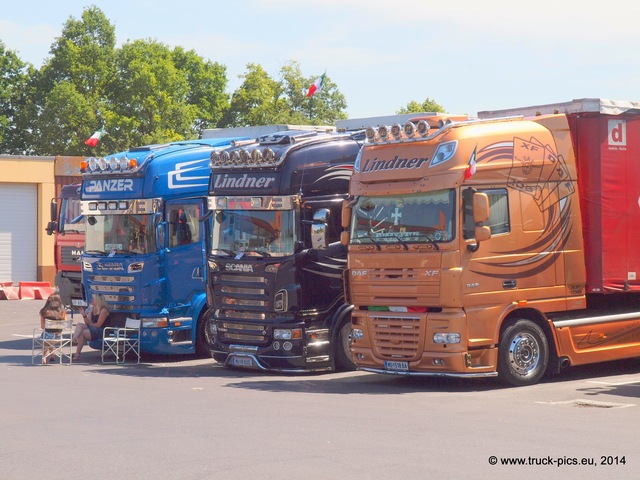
<box><xmin>384</xmin><ymin>360</ymin><xmax>409</xmax><ymax>371</ymax></box>
<box><xmin>231</xmin><ymin>356</ymin><xmax>255</xmax><ymax>368</ymax></box>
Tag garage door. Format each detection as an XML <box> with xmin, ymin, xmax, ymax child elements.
<box><xmin>0</xmin><ymin>183</ymin><xmax>37</xmax><ymax>283</ymax></box>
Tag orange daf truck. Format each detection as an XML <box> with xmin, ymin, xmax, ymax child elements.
<box><xmin>342</xmin><ymin>98</ymin><xmax>640</xmax><ymax>386</ymax></box>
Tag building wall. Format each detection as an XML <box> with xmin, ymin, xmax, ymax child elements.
<box><xmin>0</xmin><ymin>155</ymin><xmax>83</xmax><ymax>286</ymax></box>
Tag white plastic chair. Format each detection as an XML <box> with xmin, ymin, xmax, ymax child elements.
<box><xmin>101</xmin><ymin>318</ymin><xmax>141</xmax><ymax>364</ymax></box>
<box><xmin>32</xmin><ymin>318</ymin><xmax>73</xmax><ymax>365</ymax></box>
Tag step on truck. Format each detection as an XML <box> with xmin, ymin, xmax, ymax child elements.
<box><xmin>46</xmin><ymin>183</ymin><xmax>85</xmax><ymax>306</ymax></box>
<box><xmin>207</xmin><ymin>129</ymin><xmax>364</xmax><ymax>371</ymax></box>
<box><xmin>343</xmin><ymin>99</ymin><xmax>640</xmax><ymax>386</ymax></box>
<box><xmin>80</xmin><ymin>138</ymin><xmax>244</xmax><ymax>356</ymax></box>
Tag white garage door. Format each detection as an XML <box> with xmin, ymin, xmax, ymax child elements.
<box><xmin>0</xmin><ymin>183</ymin><xmax>37</xmax><ymax>283</ymax></box>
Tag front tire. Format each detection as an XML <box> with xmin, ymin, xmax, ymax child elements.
<box><xmin>498</xmin><ymin>319</ymin><xmax>548</xmax><ymax>387</ymax></box>
<box><xmin>334</xmin><ymin>321</ymin><xmax>356</xmax><ymax>371</ymax></box>
<box><xmin>195</xmin><ymin>315</ymin><xmax>210</xmax><ymax>358</ymax></box>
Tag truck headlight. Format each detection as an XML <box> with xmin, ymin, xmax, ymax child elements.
<box><xmin>274</xmin><ymin>328</ymin><xmax>302</xmax><ymax>340</ymax></box>
<box><xmin>433</xmin><ymin>332</ymin><xmax>461</xmax><ymax>344</ymax></box>
<box><xmin>352</xmin><ymin>328</ymin><xmax>364</xmax><ymax>340</ymax></box>
<box><xmin>142</xmin><ymin>317</ymin><xmax>168</xmax><ymax>328</ymax></box>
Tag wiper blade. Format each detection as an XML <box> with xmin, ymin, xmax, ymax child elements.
<box><xmin>246</xmin><ymin>250</ymin><xmax>272</xmax><ymax>258</ymax></box>
<box><xmin>212</xmin><ymin>248</ymin><xmax>235</xmax><ymax>257</ymax></box>
<box><xmin>367</xmin><ymin>233</ymin><xmax>382</xmax><ymax>251</ymax></box>
<box><xmin>84</xmin><ymin>249</ymin><xmax>107</xmax><ymax>255</ymax></box>
<box><xmin>391</xmin><ymin>235</ymin><xmax>409</xmax><ymax>250</ymax></box>
<box><xmin>425</xmin><ymin>236</ymin><xmax>440</xmax><ymax>251</ymax></box>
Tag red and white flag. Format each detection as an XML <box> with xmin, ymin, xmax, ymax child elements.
<box><xmin>306</xmin><ymin>72</ymin><xmax>326</xmax><ymax>97</ymax></box>
<box><xmin>85</xmin><ymin>126</ymin><xmax>106</xmax><ymax>147</ymax></box>
<box><xmin>464</xmin><ymin>145</ymin><xmax>477</xmax><ymax>180</ymax></box>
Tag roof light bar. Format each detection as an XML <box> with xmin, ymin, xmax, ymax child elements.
<box><xmin>363</xmin><ymin>119</ymin><xmax>437</xmax><ymax>145</ymax></box>
<box><xmin>209</xmin><ymin>146</ymin><xmax>280</xmax><ymax>169</ymax></box>
<box><xmin>81</xmin><ymin>155</ymin><xmax>137</xmax><ymax>174</ymax></box>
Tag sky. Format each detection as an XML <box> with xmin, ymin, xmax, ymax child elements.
<box><xmin>2</xmin><ymin>0</ymin><xmax>640</xmax><ymax>120</ymax></box>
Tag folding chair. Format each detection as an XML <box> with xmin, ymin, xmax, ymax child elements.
<box><xmin>101</xmin><ymin>318</ymin><xmax>141</xmax><ymax>364</ymax></box>
<box><xmin>32</xmin><ymin>318</ymin><xmax>73</xmax><ymax>365</ymax></box>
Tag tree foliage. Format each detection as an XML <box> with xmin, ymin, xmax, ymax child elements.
<box><xmin>0</xmin><ymin>6</ymin><xmax>353</xmax><ymax>155</ymax></box>
<box><xmin>0</xmin><ymin>41</ymin><xmax>34</xmax><ymax>154</ymax></box>
<box><xmin>220</xmin><ymin>61</ymin><xmax>347</xmax><ymax>128</ymax></box>
<box><xmin>397</xmin><ymin>98</ymin><xmax>446</xmax><ymax>114</ymax></box>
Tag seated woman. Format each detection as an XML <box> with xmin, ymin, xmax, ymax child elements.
<box><xmin>39</xmin><ymin>293</ymin><xmax>66</xmax><ymax>364</ymax></box>
<box><xmin>72</xmin><ymin>294</ymin><xmax>109</xmax><ymax>361</ymax></box>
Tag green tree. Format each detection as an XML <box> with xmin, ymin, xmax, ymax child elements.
<box><xmin>221</xmin><ymin>61</ymin><xmax>347</xmax><ymax>127</ymax></box>
<box><xmin>276</xmin><ymin>61</ymin><xmax>347</xmax><ymax>125</ymax></box>
<box><xmin>221</xmin><ymin>63</ymin><xmax>280</xmax><ymax>127</ymax></box>
<box><xmin>106</xmin><ymin>39</ymin><xmax>198</xmax><ymax>149</ymax></box>
<box><xmin>28</xmin><ymin>6</ymin><xmax>230</xmax><ymax>155</ymax></box>
<box><xmin>397</xmin><ymin>98</ymin><xmax>446</xmax><ymax>114</ymax></box>
<box><xmin>0</xmin><ymin>41</ymin><xmax>34</xmax><ymax>154</ymax></box>
<box><xmin>35</xmin><ymin>81</ymin><xmax>98</xmax><ymax>155</ymax></box>
<box><xmin>31</xmin><ymin>5</ymin><xmax>116</xmax><ymax>154</ymax></box>
<box><xmin>172</xmin><ymin>47</ymin><xmax>229</xmax><ymax>136</ymax></box>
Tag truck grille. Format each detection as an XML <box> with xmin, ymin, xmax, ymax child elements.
<box><xmin>371</xmin><ymin>316</ymin><xmax>421</xmax><ymax>359</ymax></box>
<box><xmin>61</xmin><ymin>246</ymin><xmax>83</xmax><ymax>265</ymax></box>
<box><xmin>219</xmin><ymin>321</ymin><xmax>269</xmax><ymax>345</ymax></box>
<box><xmin>217</xmin><ymin>274</ymin><xmax>269</xmax><ymax>311</ymax></box>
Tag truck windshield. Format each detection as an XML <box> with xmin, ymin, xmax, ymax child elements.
<box><xmin>212</xmin><ymin>209</ymin><xmax>296</xmax><ymax>257</ymax></box>
<box><xmin>85</xmin><ymin>214</ymin><xmax>157</xmax><ymax>255</ymax></box>
<box><xmin>60</xmin><ymin>197</ymin><xmax>85</xmax><ymax>234</ymax></box>
<box><xmin>350</xmin><ymin>190</ymin><xmax>455</xmax><ymax>246</ymax></box>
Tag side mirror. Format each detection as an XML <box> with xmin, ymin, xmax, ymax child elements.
<box><xmin>311</xmin><ymin>208</ymin><xmax>330</xmax><ymax>249</ymax></box>
<box><xmin>50</xmin><ymin>199</ymin><xmax>58</xmax><ymax>223</ymax></box>
<box><xmin>46</xmin><ymin>221</ymin><xmax>57</xmax><ymax>236</ymax></box>
<box><xmin>155</xmin><ymin>214</ymin><xmax>168</xmax><ymax>251</ymax></box>
<box><xmin>473</xmin><ymin>193</ymin><xmax>490</xmax><ymax>223</ymax></box>
<box><xmin>468</xmin><ymin>193</ymin><xmax>491</xmax><ymax>252</ymax></box>
<box><xmin>341</xmin><ymin>199</ymin><xmax>351</xmax><ymax>229</ymax></box>
<box><xmin>340</xmin><ymin>230</ymin><xmax>349</xmax><ymax>246</ymax></box>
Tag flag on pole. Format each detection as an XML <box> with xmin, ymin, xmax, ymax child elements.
<box><xmin>464</xmin><ymin>145</ymin><xmax>477</xmax><ymax>180</ymax></box>
<box><xmin>306</xmin><ymin>71</ymin><xmax>326</xmax><ymax>97</ymax></box>
<box><xmin>85</xmin><ymin>126</ymin><xmax>106</xmax><ymax>147</ymax></box>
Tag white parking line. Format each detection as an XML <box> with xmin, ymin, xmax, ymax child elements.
<box><xmin>587</xmin><ymin>379</ymin><xmax>640</xmax><ymax>387</ymax></box>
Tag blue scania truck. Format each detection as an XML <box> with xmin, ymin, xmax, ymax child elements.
<box><xmin>80</xmin><ymin>138</ymin><xmax>243</xmax><ymax>356</ymax></box>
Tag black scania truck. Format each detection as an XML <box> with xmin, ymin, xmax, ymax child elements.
<box><xmin>206</xmin><ymin>130</ymin><xmax>363</xmax><ymax>372</ymax></box>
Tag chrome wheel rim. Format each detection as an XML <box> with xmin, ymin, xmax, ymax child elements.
<box><xmin>508</xmin><ymin>332</ymin><xmax>540</xmax><ymax>377</ymax></box>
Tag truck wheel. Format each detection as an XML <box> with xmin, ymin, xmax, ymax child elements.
<box><xmin>498</xmin><ymin>319</ymin><xmax>548</xmax><ymax>387</ymax></box>
<box><xmin>195</xmin><ymin>316</ymin><xmax>210</xmax><ymax>358</ymax></box>
<box><xmin>334</xmin><ymin>321</ymin><xmax>356</xmax><ymax>371</ymax></box>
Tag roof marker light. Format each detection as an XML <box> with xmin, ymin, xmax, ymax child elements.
<box><xmin>88</xmin><ymin>157</ymin><xmax>99</xmax><ymax>172</ymax></box>
<box><xmin>378</xmin><ymin>125</ymin><xmax>389</xmax><ymax>141</ymax></box>
<box><xmin>251</xmin><ymin>149</ymin><xmax>262</xmax><ymax>164</ymax></box>
<box><xmin>391</xmin><ymin>123</ymin><xmax>402</xmax><ymax>140</ymax></box>
<box><xmin>365</xmin><ymin>126</ymin><xmax>376</xmax><ymax>143</ymax></box>
<box><xmin>210</xmin><ymin>151</ymin><xmax>220</xmax><ymax>168</ymax></box>
<box><xmin>263</xmin><ymin>148</ymin><xmax>274</xmax><ymax>163</ymax></box>
<box><xmin>403</xmin><ymin>121</ymin><xmax>416</xmax><ymax>138</ymax></box>
<box><xmin>417</xmin><ymin>120</ymin><xmax>430</xmax><ymax>137</ymax></box>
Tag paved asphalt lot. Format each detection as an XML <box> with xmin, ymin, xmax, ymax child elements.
<box><xmin>1</xmin><ymin>299</ymin><xmax>640</xmax><ymax>480</ymax></box>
